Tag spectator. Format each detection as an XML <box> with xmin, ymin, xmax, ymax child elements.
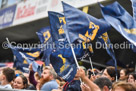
<box><xmin>128</xmin><ymin>72</ymin><xmax>136</xmax><ymax>84</ymax></box>
<box><xmin>80</xmin><ymin>83</ymin><xmax>91</xmax><ymax>91</ymax></box>
<box><xmin>112</xmin><ymin>81</ymin><xmax>136</xmax><ymax>91</ymax></box>
<box><xmin>94</xmin><ymin>77</ymin><xmax>112</xmax><ymax>91</ymax></box>
<box><xmin>63</xmin><ymin>74</ymin><xmax>82</xmax><ymax>91</ymax></box>
<box><xmin>0</xmin><ymin>67</ymin><xmax>15</xmax><ymax>89</ymax></box>
<box><xmin>76</xmin><ymin>68</ymin><xmax>100</xmax><ymax>91</ymax></box>
<box><xmin>102</xmin><ymin>66</ymin><xmax>120</xmax><ymax>82</ymax></box>
<box><xmin>39</xmin><ymin>66</ymin><xmax>59</xmax><ymax>91</ymax></box>
<box><xmin>119</xmin><ymin>69</ymin><xmax>128</xmax><ymax>81</ymax></box>
<box><xmin>13</xmin><ymin>74</ymin><xmax>28</xmax><ymax>89</ymax></box>
<box><xmin>28</xmin><ymin>63</ymin><xmax>39</xmax><ymax>88</ymax></box>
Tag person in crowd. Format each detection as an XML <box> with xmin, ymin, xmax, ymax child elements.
<box><xmin>80</xmin><ymin>83</ymin><xmax>91</xmax><ymax>91</ymax></box>
<box><xmin>23</xmin><ymin>72</ymin><xmax>36</xmax><ymax>90</ymax></box>
<box><xmin>63</xmin><ymin>73</ymin><xmax>82</xmax><ymax>91</ymax></box>
<box><xmin>0</xmin><ymin>67</ymin><xmax>15</xmax><ymax>89</ymax></box>
<box><xmin>94</xmin><ymin>77</ymin><xmax>112</xmax><ymax>91</ymax></box>
<box><xmin>119</xmin><ymin>69</ymin><xmax>128</xmax><ymax>81</ymax></box>
<box><xmin>102</xmin><ymin>66</ymin><xmax>120</xmax><ymax>82</ymax></box>
<box><xmin>112</xmin><ymin>81</ymin><xmax>136</xmax><ymax>91</ymax></box>
<box><xmin>87</xmin><ymin>68</ymin><xmax>101</xmax><ymax>81</ymax></box>
<box><xmin>128</xmin><ymin>72</ymin><xmax>136</xmax><ymax>84</ymax></box>
<box><xmin>76</xmin><ymin>68</ymin><xmax>101</xmax><ymax>91</ymax></box>
<box><xmin>13</xmin><ymin>74</ymin><xmax>29</xmax><ymax>89</ymax></box>
<box><xmin>39</xmin><ymin>66</ymin><xmax>59</xmax><ymax>91</ymax></box>
<box><xmin>28</xmin><ymin>63</ymin><xmax>39</xmax><ymax>88</ymax></box>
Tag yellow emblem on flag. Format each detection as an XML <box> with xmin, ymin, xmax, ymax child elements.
<box><xmin>124</xmin><ymin>28</ymin><xmax>136</xmax><ymax>35</ymax></box>
<box><xmin>27</xmin><ymin>51</ymin><xmax>40</xmax><ymax>58</ymax></box>
<box><xmin>23</xmin><ymin>60</ymin><xmax>28</xmax><ymax>64</ymax></box>
<box><xmin>79</xmin><ymin>22</ymin><xmax>99</xmax><ymax>42</ymax></box>
<box><xmin>43</xmin><ymin>30</ymin><xmax>51</xmax><ymax>43</ymax></box>
<box><xmin>59</xmin><ymin>17</ymin><xmax>66</xmax><ymax>24</ymax></box>
<box><xmin>58</xmin><ymin>54</ymin><xmax>69</xmax><ymax>73</ymax></box>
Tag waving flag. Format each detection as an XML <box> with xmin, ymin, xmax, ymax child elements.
<box><xmin>131</xmin><ymin>0</ymin><xmax>136</xmax><ymax>21</ymax></box>
<box><xmin>97</xmin><ymin>32</ymin><xmax>117</xmax><ymax>66</ymax></box>
<box><xmin>48</xmin><ymin>11</ymin><xmax>66</xmax><ymax>42</ymax></box>
<box><xmin>36</xmin><ymin>26</ymin><xmax>52</xmax><ymax>44</ymax></box>
<box><xmin>100</xmin><ymin>1</ymin><xmax>136</xmax><ymax>47</ymax></box>
<box><xmin>62</xmin><ymin>2</ymin><xmax>111</xmax><ymax>43</ymax></box>
<box><xmin>9</xmin><ymin>47</ymin><xmax>30</xmax><ymax>72</ymax></box>
<box><xmin>48</xmin><ymin>11</ymin><xmax>86</xmax><ymax>59</ymax></box>
<box><xmin>50</xmin><ymin>49</ymin><xmax>77</xmax><ymax>82</ymax></box>
<box><xmin>48</xmin><ymin>11</ymin><xmax>67</xmax><ymax>51</ymax></box>
<box><xmin>37</xmin><ymin>27</ymin><xmax>53</xmax><ymax>65</ymax></box>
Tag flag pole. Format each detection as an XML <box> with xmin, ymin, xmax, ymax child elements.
<box><xmin>6</xmin><ymin>37</ymin><xmax>11</xmax><ymax>47</ymax></box>
<box><xmin>82</xmin><ymin>6</ymin><xmax>95</xmax><ymax>76</ymax></box>
<box><xmin>64</xmin><ymin>25</ymin><xmax>82</xmax><ymax>83</ymax></box>
<box><xmin>89</xmin><ymin>57</ymin><xmax>95</xmax><ymax>76</ymax></box>
<box><xmin>66</xmin><ymin>37</ymin><xmax>80</xmax><ymax>69</ymax></box>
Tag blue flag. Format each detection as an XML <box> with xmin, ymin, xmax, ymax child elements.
<box><xmin>8</xmin><ymin>43</ymin><xmax>42</xmax><ymax>71</ymax></box>
<box><xmin>97</xmin><ymin>32</ymin><xmax>117</xmax><ymax>69</ymax></box>
<box><xmin>62</xmin><ymin>2</ymin><xmax>111</xmax><ymax>43</ymax></box>
<box><xmin>12</xmin><ymin>46</ymin><xmax>41</xmax><ymax>60</ymax></box>
<box><xmin>36</xmin><ymin>26</ymin><xmax>52</xmax><ymax>44</ymax></box>
<box><xmin>48</xmin><ymin>11</ymin><xmax>66</xmax><ymax>42</ymax></box>
<box><xmin>50</xmin><ymin>50</ymin><xmax>77</xmax><ymax>82</ymax></box>
<box><xmin>10</xmin><ymin>47</ymin><xmax>30</xmax><ymax>72</ymax></box>
<box><xmin>48</xmin><ymin>11</ymin><xmax>86</xmax><ymax>59</ymax></box>
<box><xmin>48</xmin><ymin>11</ymin><xmax>86</xmax><ymax>81</ymax></box>
<box><xmin>37</xmin><ymin>27</ymin><xmax>53</xmax><ymax>65</ymax></box>
<box><xmin>48</xmin><ymin>11</ymin><xmax>67</xmax><ymax>51</ymax></box>
<box><xmin>100</xmin><ymin>1</ymin><xmax>136</xmax><ymax>47</ymax></box>
<box><xmin>131</xmin><ymin>0</ymin><xmax>136</xmax><ymax>21</ymax></box>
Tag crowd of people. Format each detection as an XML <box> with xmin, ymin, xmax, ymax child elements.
<box><xmin>0</xmin><ymin>64</ymin><xmax>136</xmax><ymax>91</ymax></box>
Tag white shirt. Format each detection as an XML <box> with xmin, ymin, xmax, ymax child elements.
<box><xmin>0</xmin><ymin>84</ymin><xmax>12</xmax><ymax>89</ymax></box>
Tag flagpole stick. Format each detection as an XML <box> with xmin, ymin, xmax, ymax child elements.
<box><xmin>85</xmin><ymin>16</ymin><xmax>95</xmax><ymax>76</ymax></box>
<box><xmin>82</xmin><ymin>6</ymin><xmax>95</xmax><ymax>76</ymax></box>
<box><xmin>64</xmin><ymin>26</ymin><xmax>82</xmax><ymax>82</ymax></box>
<box><xmin>6</xmin><ymin>37</ymin><xmax>11</xmax><ymax>47</ymax></box>
<box><xmin>89</xmin><ymin>57</ymin><xmax>95</xmax><ymax>76</ymax></box>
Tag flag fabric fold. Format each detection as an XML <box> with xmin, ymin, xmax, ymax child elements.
<box><xmin>62</xmin><ymin>1</ymin><xmax>111</xmax><ymax>43</ymax></box>
<box><xmin>100</xmin><ymin>1</ymin><xmax>136</xmax><ymax>46</ymax></box>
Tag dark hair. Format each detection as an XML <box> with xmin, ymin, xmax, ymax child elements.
<box><xmin>128</xmin><ymin>72</ymin><xmax>136</xmax><ymax>80</ymax></box>
<box><xmin>2</xmin><ymin>67</ymin><xmax>15</xmax><ymax>82</ymax></box>
<box><xmin>120</xmin><ymin>68</ymin><xmax>129</xmax><ymax>76</ymax></box>
<box><xmin>106</xmin><ymin>66</ymin><xmax>120</xmax><ymax>80</ymax></box>
<box><xmin>94</xmin><ymin>77</ymin><xmax>112</xmax><ymax>90</ymax></box>
<box><xmin>19</xmin><ymin>75</ymin><xmax>29</xmax><ymax>89</ymax></box>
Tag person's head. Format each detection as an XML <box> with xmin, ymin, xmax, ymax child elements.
<box><xmin>128</xmin><ymin>72</ymin><xmax>136</xmax><ymax>83</ymax></box>
<box><xmin>41</xmin><ymin>66</ymin><xmax>57</xmax><ymax>81</ymax></box>
<box><xmin>13</xmin><ymin>75</ymin><xmax>28</xmax><ymax>89</ymax></box>
<box><xmin>0</xmin><ymin>67</ymin><xmax>15</xmax><ymax>84</ymax></box>
<box><xmin>102</xmin><ymin>66</ymin><xmax>119</xmax><ymax>82</ymax></box>
<box><xmin>112</xmin><ymin>81</ymin><xmax>136</xmax><ymax>91</ymax></box>
<box><xmin>94</xmin><ymin>77</ymin><xmax>112</xmax><ymax>91</ymax></box>
<box><xmin>119</xmin><ymin>69</ymin><xmax>128</xmax><ymax>81</ymax></box>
